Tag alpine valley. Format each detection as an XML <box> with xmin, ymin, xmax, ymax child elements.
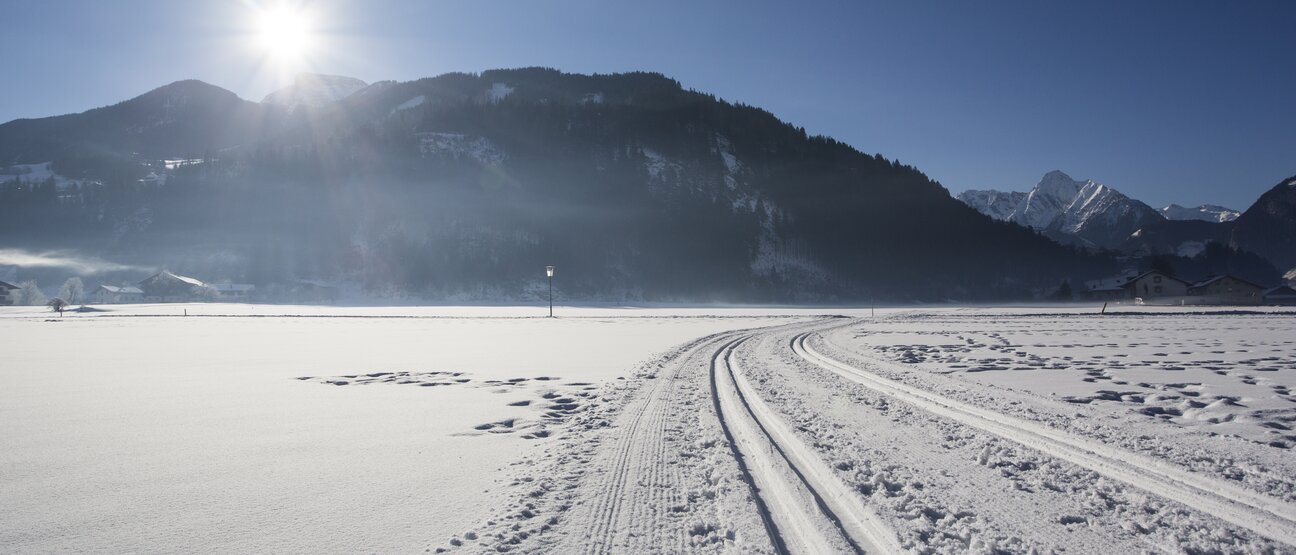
<box><xmin>0</xmin><ymin>69</ymin><xmax>1290</xmax><ymax>301</ymax></box>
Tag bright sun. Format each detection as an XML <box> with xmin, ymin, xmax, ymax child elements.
<box><xmin>257</xmin><ymin>5</ymin><xmax>313</xmax><ymax>62</ymax></box>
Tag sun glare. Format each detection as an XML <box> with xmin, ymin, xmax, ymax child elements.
<box><xmin>256</xmin><ymin>5</ymin><xmax>313</xmax><ymax>62</ymax></box>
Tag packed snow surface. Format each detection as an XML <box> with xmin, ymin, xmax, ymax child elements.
<box><xmin>3</xmin><ymin>304</ymin><xmax>1295</xmax><ymax>553</ymax></box>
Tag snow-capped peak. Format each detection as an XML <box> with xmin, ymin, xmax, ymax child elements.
<box><xmin>1159</xmin><ymin>203</ymin><xmax>1240</xmax><ymax>223</ymax></box>
<box><xmin>1016</xmin><ymin>170</ymin><xmax>1088</xmax><ymax>228</ymax></box>
<box><xmin>957</xmin><ymin>170</ymin><xmax>1163</xmax><ymax>248</ymax></box>
<box><xmin>262</xmin><ymin>73</ymin><xmax>368</xmax><ymax>108</ymax></box>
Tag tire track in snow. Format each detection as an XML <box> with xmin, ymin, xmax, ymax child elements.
<box><xmin>714</xmin><ymin>336</ymin><xmax>903</xmax><ymax>554</ymax></box>
<box><xmin>793</xmin><ymin>331</ymin><xmax>1296</xmax><ymax>547</ymax></box>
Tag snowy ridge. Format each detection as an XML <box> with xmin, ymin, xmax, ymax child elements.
<box><xmin>957</xmin><ymin>189</ymin><xmax>1026</xmax><ymax>221</ymax></box>
<box><xmin>262</xmin><ymin>73</ymin><xmax>368</xmax><ymax>108</ymax></box>
<box><xmin>958</xmin><ymin>170</ymin><xmax>1163</xmax><ymax>247</ymax></box>
<box><xmin>1161</xmin><ymin>204</ymin><xmax>1241</xmax><ymax>223</ymax></box>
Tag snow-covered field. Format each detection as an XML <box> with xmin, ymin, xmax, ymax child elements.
<box><xmin>2</xmin><ymin>304</ymin><xmax>1295</xmax><ymax>553</ymax></box>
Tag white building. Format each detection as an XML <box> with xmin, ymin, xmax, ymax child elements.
<box><xmin>93</xmin><ymin>285</ymin><xmax>144</xmax><ymax>304</ymax></box>
<box><xmin>0</xmin><ymin>280</ymin><xmax>17</xmax><ymax>306</ymax></box>
<box><xmin>210</xmin><ymin>283</ymin><xmax>255</xmax><ymax>301</ymax></box>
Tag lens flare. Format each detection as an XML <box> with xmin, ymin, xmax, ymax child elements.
<box><xmin>257</xmin><ymin>4</ymin><xmax>313</xmax><ymax>62</ymax></box>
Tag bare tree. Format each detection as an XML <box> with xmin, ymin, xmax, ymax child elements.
<box><xmin>59</xmin><ymin>277</ymin><xmax>84</xmax><ymax>305</ymax></box>
<box><xmin>47</xmin><ymin>297</ymin><xmax>68</xmax><ymax>316</ymax></box>
<box><xmin>16</xmin><ymin>280</ymin><xmax>46</xmax><ymax>306</ymax></box>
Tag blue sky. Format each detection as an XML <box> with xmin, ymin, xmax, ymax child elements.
<box><xmin>1</xmin><ymin>0</ymin><xmax>1292</xmax><ymax>209</ymax></box>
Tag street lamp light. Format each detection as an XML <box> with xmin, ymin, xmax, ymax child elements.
<box><xmin>545</xmin><ymin>265</ymin><xmax>555</xmax><ymax>318</ymax></box>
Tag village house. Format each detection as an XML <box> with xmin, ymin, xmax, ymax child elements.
<box><xmin>138</xmin><ymin>271</ymin><xmax>208</xmax><ymax>302</ymax></box>
<box><xmin>288</xmin><ymin>279</ymin><xmax>339</xmax><ymax>303</ymax></box>
<box><xmin>1261</xmin><ymin>285</ymin><xmax>1296</xmax><ymax>306</ymax></box>
<box><xmin>1187</xmin><ymin>275</ymin><xmax>1265</xmax><ymax>306</ymax></box>
<box><xmin>1125</xmin><ymin>270</ymin><xmax>1191</xmax><ymax>303</ymax></box>
<box><xmin>210</xmin><ymin>283</ymin><xmax>255</xmax><ymax>301</ymax></box>
<box><xmin>1082</xmin><ymin>272</ymin><xmax>1138</xmax><ymax>301</ymax></box>
<box><xmin>1081</xmin><ymin>270</ymin><xmax>1190</xmax><ymax>303</ymax></box>
<box><xmin>93</xmin><ymin>284</ymin><xmax>144</xmax><ymax>304</ymax></box>
<box><xmin>0</xmin><ymin>280</ymin><xmax>17</xmax><ymax>306</ymax></box>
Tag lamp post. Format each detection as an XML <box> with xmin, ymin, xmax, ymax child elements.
<box><xmin>546</xmin><ymin>265</ymin><xmax>555</xmax><ymax>318</ymax></box>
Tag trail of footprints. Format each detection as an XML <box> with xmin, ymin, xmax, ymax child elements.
<box><xmin>296</xmin><ymin>371</ymin><xmax>599</xmax><ymax>439</ymax></box>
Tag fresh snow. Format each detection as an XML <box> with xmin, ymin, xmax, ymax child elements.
<box><xmin>0</xmin><ymin>304</ymin><xmax>799</xmax><ymax>553</ymax></box>
<box><xmin>4</xmin><ymin>304</ymin><xmax>1294</xmax><ymax>553</ymax></box>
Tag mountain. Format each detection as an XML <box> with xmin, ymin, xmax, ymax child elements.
<box><xmin>262</xmin><ymin>73</ymin><xmax>368</xmax><ymax>108</ymax></box>
<box><xmin>1121</xmin><ymin>218</ymin><xmax>1227</xmax><ymax>258</ymax></box>
<box><xmin>1160</xmin><ymin>203</ymin><xmax>1240</xmax><ymax>223</ymax></box>
<box><xmin>0</xmin><ymin>68</ymin><xmax>1113</xmax><ymax>301</ymax></box>
<box><xmin>0</xmin><ymin>80</ymin><xmax>286</xmax><ymax>178</ymax></box>
<box><xmin>1231</xmin><ymin>175</ymin><xmax>1296</xmax><ymax>277</ymax></box>
<box><xmin>958</xmin><ymin>170</ymin><xmax>1164</xmax><ymax>248</ymax></box>
<box><xmin>952</xmin><ymin>189</ymin><xmax>1025</xmax><ymax>222</ymax></box>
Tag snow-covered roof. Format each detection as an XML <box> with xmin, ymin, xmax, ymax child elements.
<box><xmin>1083</xmin><ymin>272</ymin><xmax>1138</xmax><ymax>291</ymax></box>
<box><xmin>0</xmin><ymin>279</ymin><xmax>16</xmax><ymax>290</ymax></box>
<box><xmin>97</xmin><ymin>285</ymin><xmax>143</xmax><ymax>294</ymax></box>
<box><xmin>141</xmin><ymin>271</ymin><xmax>205</xmax><ymax>288</ymax></box>
<box><xmin>1190</xmin><ymin>274</ymin><xmax>1264</xmax><ymax>289</ymax></box>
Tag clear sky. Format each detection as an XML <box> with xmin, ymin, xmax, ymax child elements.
<box><xmin>1</xmin><ymin>0</ymin><xmax>1292</xmax><ymax>210</ymax></box>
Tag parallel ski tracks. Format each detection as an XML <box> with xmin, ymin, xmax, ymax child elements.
<box><xmin>792</xmin><ymin>331</ymin><xmax>1296</xmax><ymax>547</ymax></box>
<box><xmin>713</xmin><ymin>335</ymin><xmax>903</xmax><ymax>554</ymax></box>
<box><xmin>578</xmin><ymin>331</ymin><xmax>730</xmax><ymax>554</ymax></box>
<box><xmin>576</xmin><ymin>323</ymin><xmax>905</xmax><ymax>554</ymax></box>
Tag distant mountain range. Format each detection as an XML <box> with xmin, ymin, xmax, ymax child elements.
<box><xmin>0</xmin><ymin>68</ymin><xmax>1287</xmax><ymax>300</ymax></box>
<box><xmin>958</xmin><ymin>171</ymin><xmax>1165</xmax><ymax>249</ymax></box>
<box><xmin>958</xmin><ymin>171</ymin><xmax>1292</xmax><ymax>279</ymax></box>
<box><xmin>1160</xmin><ymin>204</ymin><xmax>1240</xmax><ymax>223</ymax></box>
<box><xmin>262</xmin><ymin>73</ymin><xmax>369</xmax><ymax>108</ymax></box>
